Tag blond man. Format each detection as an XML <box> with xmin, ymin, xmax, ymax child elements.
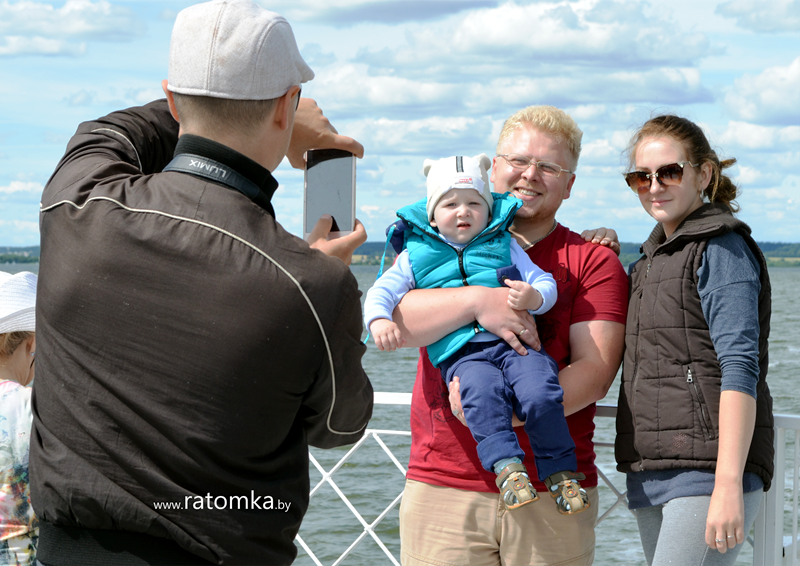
<box><xmin>395</xmin><ymin>106</ymin><xmax>628</xmax><ymax>566</ymax></box>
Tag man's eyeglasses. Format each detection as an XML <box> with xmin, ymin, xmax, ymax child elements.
<box><xmin>624</xmin><ymin>161</ymin><xmax>699</xmax><ymax>192</ymax></box>
<box><xmin>295</xmin><ymin>87</ymin><xmax>302</xmax><ymax>110</ymax></box>
<box><xmin>498</xmin><ymin>154</ymin><xmax>573</xmax><ymax>178</ymax></box>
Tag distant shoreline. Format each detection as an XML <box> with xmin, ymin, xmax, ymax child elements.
<box><xmin>5</xmin><ymin>260</ymin><xmax>800</xmax><ymax>272</ymax></box>
<box><xmin>349</xmin><ymin>242</ymin><xmax>800</xmax><ymax>268</ymax></box>
<box><xmin>4</xmin><ymin>240</ymin><xmax>800</xmax><ymax>269</ymax></box>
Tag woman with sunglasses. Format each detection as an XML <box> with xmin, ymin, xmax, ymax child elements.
<box><xmin>615</xmin><ymin>115</ymin><xmax>773</xmax><ymax>566</ymax></box>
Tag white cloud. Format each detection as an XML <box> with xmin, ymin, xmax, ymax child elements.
<box><xmin>358</xmin><ymin>204</ymin><xmax>382</xmax><ymax>218</ymax></box>
<box><xmin>313</xmin><ymin>64</ymin><xmax>459</xmax><ymax>112</ymax></box>
<box><xmin>301</xmin><ymin>43</ymin><xmax>337</xmax><ymax>68</ymax></box>
<box><xmin>360</xmin><ymin>161</ymin><xmax>386</xmax><ymax>181</ymax></box>
<box><xmin>44</xmin><ymin>131</ymin><xmax>69</xmax><ymax>145</ymax></box>
<box><xmin>159</xmin><ymin>9</ymin><xmax>177</xmax><ymax>22</ymax></box>
<box><xmin>1</xmin><ymin>0</ymin><xmax>798</xmax><ymax>247</ymax></box>
<box><xmin>64</xmin><ymin>89</ymin><xmax>95</xmax><ymax>106</ymax></box>
<box><xmin>773</xmin><ymin>151</ymin><xmax>800</xmax><ymax>169</ymax></box>
<box><xmin>0</xmin><ymin>35</ymin><xmax>85</xmax><ymax>57</ymax></box>
<box><xmin>261</xmin><ymin>0</ymin><xmax>500</xmax><ymax>25</ymax></box>
<box><xmin>715</xmin><ymin>0</ymin><xmax>800</xmax><ymax>33</ymax></box>
<box><xmin>0</xmin><ymin>219</ymin><xmax>38</xmax><ymax>233</ymax></box>
<box><xmin>717</xmin><ymin>121</ymin><xmax>800</xmax><ymax>150</ymax></box>
<box><xmin>355</xmin><ymin>0</ymin><xmax>715</xmax><ymax>78</ymax></box>
<box><xmin>738</xmin><ymin>174</ymin><xmax>800</xmax><ymax>239</ymax></box>
<box><xmin>0</xmin><ymin>0</ymin><xmax>144</xmax><ymax>39</ymax></box>
<box><xmin>724</xmin><ymin>57</ymin><xmax>800</xmax><ymax>125</ymax></box>
<box><xmin>582</xmin><ymin>139</ymin><xmax>619</xmax><ymax>163</ymax></box>
<box><xmin>762</xmin><ymin>188</ymin><xmax>787</xmax><ymax>200</ymax></box>
<box><xmin>0</xmin><ymin>0</ymin><xmax>144</xmax><ymax>57</ymax></box>
<box><xmin>126</xmin><ymin>88</ymin><xmax>164</xmax><ymax>105</ymax></box>
<box><xmin>0</xmin><ymin>181</ymin><xmax>42</xmax><ymax>194</ymax></box>
<box><xmin>724</xmin><ymin>151</ymin><xmax>799</xmax><ymax>189</ymax></box>
<box><xmin>58</xmin><ymin>85</ymin><xmax>166</xmax><ymax>109</ymax></box>
<box><xmin>736</xmin><ymin>165</ymin><xmax>761</xmax><ymax>185</ymax></box>
<box><xmin>607</xmin><ymin>206</ymin><xmax>648</xmax><ymax>221</ymax></box>
<box><xmin>569</xmin><ymin>104</ymin><xmax>609</xmax><ymax>121</ymax></box>
<box><xmin>315</xmin><ymin>64</ymin><xmax>712</xmax><ymax>120</ymax></box>
<box><xmin>343</xmin><ymin>115</ymin><xmax>491</xmax><ymax>155</ymax></box>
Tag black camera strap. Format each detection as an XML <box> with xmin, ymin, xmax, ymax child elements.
<box><xmin>164</xmin><ymin>153</ymin><xmax>261</xmax><ymax>201</ymax></box>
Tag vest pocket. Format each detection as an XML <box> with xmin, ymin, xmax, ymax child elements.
<box><xmin>685</xmin><ymin>365</ymin><xmax>714</xmax><ymax>440</ymax></box>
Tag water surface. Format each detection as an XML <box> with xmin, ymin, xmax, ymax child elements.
<box><xmin>297</xmin><ymin>266</ymin><xmax>800</xmax><ymax>565</ymax></box>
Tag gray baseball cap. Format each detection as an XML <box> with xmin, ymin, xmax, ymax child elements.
<box><xmin>167</xmin><ymin>0</ymin><xmax>314</xmax><ymax>100</ymax></box>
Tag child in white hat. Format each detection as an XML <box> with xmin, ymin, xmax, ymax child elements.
<box><xmin>364</xmin><ymin>155</ymin><xmax>590</xmax><ymax>513</ymax></box>
<box><xmin>0</xmin><ymin>271</ymin><xmax>38</xmax><ymax>565</ymax></box>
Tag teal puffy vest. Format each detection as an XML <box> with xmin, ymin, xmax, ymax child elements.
<box><xmin>390</xmin><ymin>192</ymin><xmax>522</xmax><ymax>366</ymax></box>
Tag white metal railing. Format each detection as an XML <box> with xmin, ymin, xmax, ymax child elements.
<box><xmin>297</xmin><ymin>395</ymin><xmax>800</xmax><ymax>566</ymax></box>
<box><xmin>753</xmin><ymin>414</ymin><xmax>800</xmax><ymax>566</ymax></box>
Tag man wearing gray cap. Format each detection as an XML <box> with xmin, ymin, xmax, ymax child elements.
<box><xmin>30</xmin><ymin>1</ymin><xmax>373</xmax><ymax>564</ymax></box>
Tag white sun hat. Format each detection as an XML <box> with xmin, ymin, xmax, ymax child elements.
<box><xmin>167</xmin><ymin>0</ymin><xmax>314</xmax><ymax>100</ymax></box>
<box><xmin>0</xmin><ymin>271</ymin><xmax>37</xmax><ymax>334</ymax></box>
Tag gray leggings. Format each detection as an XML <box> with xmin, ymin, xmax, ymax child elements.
<box><xmin>633</xmin><ymin>491</ymin><xmax>762</xmax><ymax>566</ymax></box>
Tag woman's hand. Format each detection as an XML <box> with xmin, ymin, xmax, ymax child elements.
<box><xmin>705</xmin><ymin>484</ymin><xmax>745</xmax><ymax>553</ymax></box>
<box><xmin>706</xmin><ymin>391</ymin><xmax>756</xmax><ymax>553</ymax></box>
<box><xmin>580</xmin><ymin>227</ymin><xmax>621</xmax><ymax>256</ymax></box>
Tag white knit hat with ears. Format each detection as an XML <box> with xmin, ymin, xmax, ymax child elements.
<box><xmin>0</xmin><ymin>271</ymin><xmax>37</xmax><ymax>335</ymax></box>
<box><xmin>424</xmin><ymin>154</ymin><xmax>493</xmax><ymax>221</ymax></box>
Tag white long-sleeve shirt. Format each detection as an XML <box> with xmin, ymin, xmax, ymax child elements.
<box><xmin>364</xmin><ymin>238</ymin><xmax>556</xmax><ymax>343</ymax></box>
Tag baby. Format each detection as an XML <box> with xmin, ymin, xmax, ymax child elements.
<box><xmin>364</xmin><ymin>154</ymin><xmax>589</xmax><ymax>513</ymax></box>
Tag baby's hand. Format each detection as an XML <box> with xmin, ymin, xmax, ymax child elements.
<box><xmin>504</xmin><ymin>279</ymin><xmax>542</xmax><ymax>312</ymax></box>
<box><xmin>370</xmin><ymin>319</ymin><xmax>405</xmax><ymax>351</ymax></box>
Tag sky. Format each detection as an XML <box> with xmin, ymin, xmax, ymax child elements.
<box><xmin>1</xmin><ymin>0</ymin><xmax>798</xmax><ymax>247</ymax></box>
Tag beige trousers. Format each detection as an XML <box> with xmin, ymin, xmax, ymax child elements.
<box><xmin>399</xmin><ymin>479</ymin><xmax>598</xmax><ymax>566</ymax></box>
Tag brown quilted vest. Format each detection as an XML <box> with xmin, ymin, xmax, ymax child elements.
<box><xmin>615</xmin><ymin>204</ymin><xmax>774</xmax><ymax>490</ymax></box>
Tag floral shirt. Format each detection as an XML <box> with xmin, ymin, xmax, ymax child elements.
<box><xmin>0</xmin><ymin>380</ymin><xmax>37</xmax><ymax>565</ymax></box>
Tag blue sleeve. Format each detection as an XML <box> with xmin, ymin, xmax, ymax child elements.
<box><xmin>697</xmin><ymin>232</ymin><xmax>761</xmax><ymax>399</ymax></box>
<box><xmin>363</xmin><ymin>251</ymin><xmax>416</xmax><ymax>330</ymax></box>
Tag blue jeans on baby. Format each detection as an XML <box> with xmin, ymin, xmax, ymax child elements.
<box><xmin>438</xmin><ymin>339</ymin><xmax>576</xmax><ymax>480</ymax></box>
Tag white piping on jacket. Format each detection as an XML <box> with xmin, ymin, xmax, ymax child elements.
<box><xmin>91</xmin><ymin>128</ymin><xmax>142</xmax><ymax>171</ymax></box>
<box><xmin>40</xmin><ymin>195</ymin><xmax>366</xmax><ymax>437</ymax></box>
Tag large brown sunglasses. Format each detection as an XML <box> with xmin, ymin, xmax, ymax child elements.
<box><xmin>624</xmin><ymin>161</ymin><xmax>699</xmax><ymax>192</ymax></box>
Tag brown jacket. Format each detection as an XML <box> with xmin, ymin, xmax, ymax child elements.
<box><xmin>616</xmin><ymin>204</ymin><xmax>773</xmax><ymax>489</ymax></box>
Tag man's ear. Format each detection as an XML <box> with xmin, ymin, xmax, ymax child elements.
<box><xmin>563</xmin><ymin>173</ymin><xmax>576</xmax><ymax>201</ymax></box>
<box><xmin>162</xmin><ymin>79</ymin><xmax>180</xmax><ymax>123</ymax></box>
<box><xmin>273</xmin><ymin>86</ymin><xmax>300</xmax><ymax>132</ymax></box>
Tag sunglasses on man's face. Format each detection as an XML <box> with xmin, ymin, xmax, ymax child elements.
<box><xmin>624</xmin><ymin>161</ymin><xmax>699</xmax><ymax>192</ymax></box>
